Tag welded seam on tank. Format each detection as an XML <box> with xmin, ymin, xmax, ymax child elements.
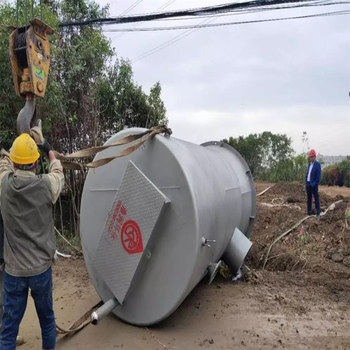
<box><xmin>158</xmin><ymin>186</ymin><xmax>180</xmax><ymax>190</ymax></box>
<box><xmin>90</xmin><ymin>186</ymin><xmax>180</xmax><ymax>192</ymax></box>
<box><xmin>225</xmin><ymin>186</ymin><xmax>240</xmax><ymax>191</ymax></box>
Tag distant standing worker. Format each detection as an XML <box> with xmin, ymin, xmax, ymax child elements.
<box><xmin>305</xmin><ymin>149</ymin><xmax>321</xmax><ymax>219</ymax></box>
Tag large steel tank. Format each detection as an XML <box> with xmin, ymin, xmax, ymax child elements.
<box><xmin>80</xmin><ymin>128</ymin><xmax>256</xmax><ymax>326</ymax></box>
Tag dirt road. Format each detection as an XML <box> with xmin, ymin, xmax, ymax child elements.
<box><xmin>19</xmin><ymin>259</ymin><xmax>350</xmax><ymax>350</ymax></box>
<box><xmin>17</xmin><ymin>181</ymin><xmax>350</xmax><ymax>350</ymax></box>
<box><xmin>255</xmin><ymin>181</ymin><xmax>350</xmax><ymax>198</ymax></box>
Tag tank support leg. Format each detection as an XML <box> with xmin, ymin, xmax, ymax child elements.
<box><xmin>223</xmin><ymin>228</ymin><xmax>252</xmax><ymax>275</ymax></box>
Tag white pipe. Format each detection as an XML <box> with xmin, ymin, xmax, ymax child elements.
<box><xmin>91</xmin><ymin>297</ymin><xmax>120</xmax><ymax>325</ymax></box>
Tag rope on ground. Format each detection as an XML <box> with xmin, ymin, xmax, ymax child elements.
<box><xmin>145</xmin><ymin>327</ymin><xmax>167</xmax><ymax>349</ymax></box>
<box><xmin>262</xmin><ymin>200</ymin><xmax>343</xmax><ymax>269</ymax></box>
<box><xmin>56</xmin><ymin>301</ymin><xmax>103</xmax><ymax>335</ymax></box>
<box><xmin>54</xmin><ymin>125</ymin><xmax>172</xmax><ymax>170</ymax></box>
<box><xmin>256</xmin><ymin>184</ymin><xmax>275</xmax><ymax>197</ymax></box>
<box><xmin>54</xmin><ymin>227</ymin><xmax>82</xmax><ymax>254</ymax></box>
<box><xmin>271</xmin><ymin>197</ymin><xmax>284</xmax><ymax>205</ymax></box>
<box><xmin>259</xmin><ymin>202</ymin><xmax>301</xmax><ymax>210</ymax></box>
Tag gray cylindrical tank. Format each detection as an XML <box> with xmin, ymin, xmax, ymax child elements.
<box><xmin>80</xmin><ymin>128</ymin><xmax>256</xmax><ymax>326</ymax></box>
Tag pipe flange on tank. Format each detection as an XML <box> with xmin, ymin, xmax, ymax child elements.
<box><xmin>202</xmin><ymin>237</ymin><xmax>216</xmax><ymax>248</ymax></box>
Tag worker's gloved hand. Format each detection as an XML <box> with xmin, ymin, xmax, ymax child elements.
<box><xmin>30</xmin><ymin>119</ymin><xmax>44</xmax><ymax>144</ymax></box>
<box><xmin>37</xmin><ymin>139</ymin><xmax>51</xmax><ymax>156</ymax></box>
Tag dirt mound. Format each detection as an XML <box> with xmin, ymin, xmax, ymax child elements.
<box><xmin>248</xmin><ymin>182</ymin><xmax>350</xmax><ymax>278</ymax></box>
<box><xmin>268</xmin><ymin>181</ymin><xmax>306</xmax><ymax>201</ymax></box>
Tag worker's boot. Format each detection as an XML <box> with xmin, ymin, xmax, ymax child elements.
<box><xmin>16</xmin><ymin>335</ymin><xmax>24</xmax><ymax>346</ymax></box>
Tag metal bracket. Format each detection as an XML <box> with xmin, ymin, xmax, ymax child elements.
<box><xmin>201</xmin><ymin>237</ymin><xmax>216</xmax><ymax>248</ymax></box>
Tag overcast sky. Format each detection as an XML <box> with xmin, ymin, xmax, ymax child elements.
<box><xmin>100</xmin><ymin>0</ymin><xmax>350</xmax><ymax>156</ymax></box>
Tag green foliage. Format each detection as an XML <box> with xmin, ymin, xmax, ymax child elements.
<box><xmin>223</xmin><ymin>132</ymin><xmax>294</xmax><ymax>178</ymax></box>
<box><xmin>339</xmin><ymin>161</ymin><xmax>350</xmax><ymax>187</ymax></box>
<box><xmin>98</xmin><ymin>59</ymin><xmax>167</xmax><ymax>142</ymax></box>
<box><xmin>0</xmin><ymin>0</ymin><xmax>168</xmax><ymax>236</ymax></box>
<box><xmin>256</xmin><ymin>154</ymin><xmax>310</xmax><ymax>183</ymax></box>
<box><xmin>36</xmin><ymin>155</ymin><xmax>50</xmax><ymax>174</ymax></box>
<box><xmin>321</xmin><ymin>161</ymin><xmax>350</xmax><ymax>187</ymax></box>
<box><xmin>0</xmin><ymin>0</ymin><xmax>167</xmax><ymax>153</ymax></box>
<box><xmin>223</xmin><ymin>134</ymin><xmax>262</xmax><ymax>175</ymax></box>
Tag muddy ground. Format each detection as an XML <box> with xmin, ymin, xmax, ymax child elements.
<box><xmin>18</xmin><ymin>182</ymin><xmax>350</xmax><ymax>350</ymax></box>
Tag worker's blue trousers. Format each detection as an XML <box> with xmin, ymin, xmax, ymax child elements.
<box><xmin>306</xmin><ymin>183</ymin><xmax>320</xmax><ymax>215</ymax></box>
<box><xmin>0</xmin><ymin>267</ymin><xmax>56</xmax><ymax>350</ymax></box>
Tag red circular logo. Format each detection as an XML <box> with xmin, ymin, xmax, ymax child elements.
<box><xmin>121</xmin><ymin>220</ymin><xmax>144</xmax><ymax>254</ymax></box>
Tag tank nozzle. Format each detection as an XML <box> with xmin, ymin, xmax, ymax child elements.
<box><xmin>202</xmin><ymin>237</ymin><xmax>216</xmax><ymax>248</ymax></box>
<box><xmin>91</xmin><ymin>297</ymin><xmax>120</xmax><ymax>325</ymax></box>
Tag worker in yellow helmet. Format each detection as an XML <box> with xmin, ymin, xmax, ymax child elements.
<box><xmin>0</xmin><ymin>125</ymin><xmax>64</xmax><ymax>350</ymax></box>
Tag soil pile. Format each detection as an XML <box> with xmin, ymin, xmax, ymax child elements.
<box><xmin>248</xmin><ymin>182</ymin><xmax>350</xmax><ymax>277</ymax></box>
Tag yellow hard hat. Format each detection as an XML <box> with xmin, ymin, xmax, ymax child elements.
<box><xmin>9</xmin><ymin>133</ymin><xmax>40</xmax><ymax>165</ymax></box>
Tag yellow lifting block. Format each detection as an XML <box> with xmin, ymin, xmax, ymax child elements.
<box><xmin>9</xmin><ymin>18</ymin><xmax>54</xmax><ymax>99</ymax></box>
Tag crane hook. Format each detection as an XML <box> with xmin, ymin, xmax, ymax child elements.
<box><xmin>17</xmin><ymin>95</ymin><xmax>37</xmax><ymax>135</ymax></box>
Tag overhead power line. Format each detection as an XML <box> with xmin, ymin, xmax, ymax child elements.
<box><xmin>59</xmin><ymin>0</ymin><xmax>341</xmax><ymax>27</ymax></box>
<box><xmin>119</xmin><ymin>0</ymin><xmax>143</xmax><ymax>16</ymax></box>
<box><xmin>108</xmin><ymin>0</ymin><xmax>119</xmax><ymax>6</ymax></box>
<box><xmin>138</xmin><ymin>0</ymin><xmax>349</xmax><ymax>21</ymax></box>
<box><xmin>105</xmin><ymin>9</ymin><xmax>350</xmax><ymax>33</ymax></box>
<box><xmin>108</xmin><ymin>0</ymin><xmax>117</xmax><ymax>6</ymax></box>
<box><xmin>311</xmin><ymin>123</ymin><xmax>350</xmax><ymax>149</ymax></box>
<box><xmin>111</xmin><ymin>0</ymin><xmax>176</xmax><ymax>41</ymax></box>
<box><xmin>131</xmin><ymin>14</ymin><xmax>223</xmax><ymax>63</ymax></box>
<box><xmin>130</xmin><ymin>8</ymin><xmax>349</xmax><ymax>62</ymax></box>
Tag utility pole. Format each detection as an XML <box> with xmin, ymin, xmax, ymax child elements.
<box><xmin>302</xmin><ymin>131</ymin><xmax>309</xmax><ymax>155</ymax></box>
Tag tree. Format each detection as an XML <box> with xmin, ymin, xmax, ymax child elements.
<box><xmin>223</xmin><ymin>134</ymin><xmax>263</xmax><ymax>175</ymax></box>
<box><xmin>294</xmin><ymin>154</ymin><xmax>308</xmax><ymax>181</ymax></box>
<box><xmin>259</xmin><ymin>131</ymin><xmax>293</xmax><ymax>168</ymax></box>
<box><xmin>223</xmin><ymin>132</ymin><xmax>294</xmax><ymax>177</ymax></box>
<box><xmin>0</xmin><ymin>0</ymin><xmax>168</xmax><ymax>236</ymax></box>
<box><xmin>98</xmin><ymin>59</ymin><xmax>167</xmax><ymax>142</ymax></box>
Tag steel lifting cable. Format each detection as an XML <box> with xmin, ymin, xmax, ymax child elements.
<box><xmin>16</xmin><ymin>0</ymin><xmax>19</xmax><ymax>27</ymax></box>
<box><xmin>16</xmin><ymin>0</ymin><xmax>43</xmax><ymax>28</ymax></box>
<box><xmin>25</xmin><ymin>0</ymin><xmax>28</xmax><ymax>28</ymax></box>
